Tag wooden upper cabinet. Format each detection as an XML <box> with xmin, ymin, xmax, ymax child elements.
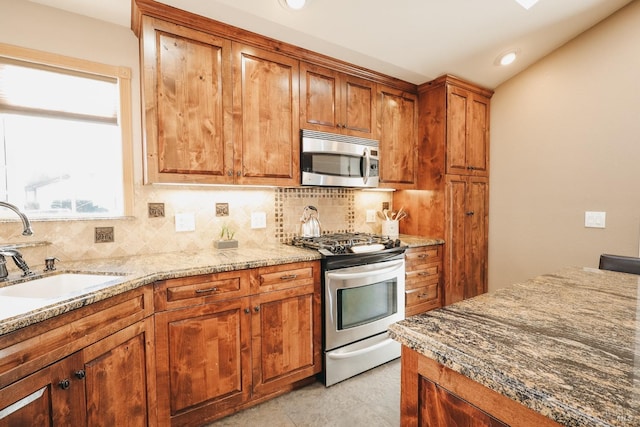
<box><xmin>300</xmin><ymin>62</ymin><xmax>376</xmax><ymax>139</ymax></box>
<box><xmin>377</xmin><ymin>85</ymin><xmax>418</xmax><ymax>189</ymax></box>
<box><xmin>446</xmin><ymin>85</ymin><xmax>490</xmax><ymax>177</ymax></box>
<box><xmin>140</xmin><ymin>16</ymin><xmax>234</xmax><ymax>184</ymax></box>
<box><xmin>232</xmin><ymin>43</ymin><xmax>300</xmax><ymax>186</ymax></box>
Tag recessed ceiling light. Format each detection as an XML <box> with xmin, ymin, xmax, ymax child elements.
<box><xmin>515</xmin><ymin>0</ymin><xmax>539</xmax><ymax>10</ymax></box>
<box><xmin>279</xmin><ymin>0</ymin><xmax>308</xmax><ymax>10</ymax></box>
<box><xmin>495</xmin><ymin>49</ymin><xmax>520</xmax><ymax>66</ymax></box>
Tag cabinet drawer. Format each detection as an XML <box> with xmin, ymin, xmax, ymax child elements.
<box><xmin>154</xmin><ymin>270</ymin><xmax>250</xmax><ymax>310</ymax></box>
<box><xmin>253</xmin><ymin>262</ymin><xmax>318</xmax><ymax>293</ymax></box>
<box><xmin>405</xmin><ymin>283</ymin><xmax>441</xmax><ymax>316</ymax></box>
<box><xmin>406</xmin><ymin>245</ymin><xmax>442</xmax><ymax>269</ymax></box>
<box><xmin>406</xmin><ymin>265</ymin><xmax>440</xmax><ymax>289</ymax></box>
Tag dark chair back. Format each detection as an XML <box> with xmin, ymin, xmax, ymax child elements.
<box><xmin>599</xmin><ymin>253</ymin><xmax>640</xmax><ymax>275</ymax></box>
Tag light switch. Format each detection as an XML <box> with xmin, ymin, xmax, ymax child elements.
<box><xmin>366</xmin><ymin>209</ymin><xmax>376</xmax><ymax>223</ymax></box>
<box><xmin>585</xmin><ymin>211</ymin><xmax>606</xmax><ymax>228</ymax></box>
<box><xmin>175</xmin><ymin>213</ymin><xmax>196</xmax><ymax>232</ymax></box>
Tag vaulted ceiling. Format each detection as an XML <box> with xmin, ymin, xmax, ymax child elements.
<box><xmin>29</xmin><ymin>0</ymin><xmax>634</xmax><ymax>89</ymax></box>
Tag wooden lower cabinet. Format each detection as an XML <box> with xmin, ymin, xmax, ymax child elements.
<box><xmin>154</xmin><ymin>261</ymin><xmax>321</xmax><ymax>426</ymax></box>
<box><xmin>405</xmin><ymin>245</ymin><xmax>443</xmax><ymax>317</ymax></box>
<box><xmin>400</xmin><ymin>347</ymin><xmax>561</xmax><ymax>427</ymax></box>
<box><xmin>0</xmin><ymin>352</ymin><xmax>85</xmax><ymax>427</ymax></box>
<box><xmin>0</xmin><ymin>300</ymin><xmax>155</xmax><ymax>427</ymax></box>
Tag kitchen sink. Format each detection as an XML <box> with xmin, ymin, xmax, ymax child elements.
<box><xmin>0</xmin><ymin>273</ymin><xmax>125</xmax><ymax>300</ymax></box>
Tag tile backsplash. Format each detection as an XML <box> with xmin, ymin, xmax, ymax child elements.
<box><xmin>0</xmin><ymin>186</ymin><xmax>393</xmax><ymax>268</ymax></box>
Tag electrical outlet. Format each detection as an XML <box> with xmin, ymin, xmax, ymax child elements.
<box><xmin>175</xmin><ymin>213</ymin><xmax>196</xmax><ymax>232</ymax></box>
<box><xmin>366</xmin><ymin>209</ymin><xmax>376</xmax><ymax>223</ymax></box>
<box><xmin>251</xmin><ymin>212</ymin><xmax>267</xmax><ymax>229</ymax></box>
<box><xmin>585</xmin><ymin>211</ymin><xmax>606</xmax><ymax>228</ymax></box>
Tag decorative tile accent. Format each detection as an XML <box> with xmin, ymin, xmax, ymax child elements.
<box><xmin>215</xmin><ymin>203</ymin><xmax>229</xmax><ymax>216</ymax></box>
<box><xmin>148</xmin><ymin>203</ymin><xmax>165</xmax><ymax>218</ymax></box>
<box><xmin>275</xmin><ymin>187</ymin><xmax>356</xmax><ymax>243</ymax></box>
<box><xmin>95</xmin><ymin>227</ymin><xmax>114</xmax><ymax>243</ymax></box>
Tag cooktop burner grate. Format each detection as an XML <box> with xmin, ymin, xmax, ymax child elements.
<box><xmin>291</xmin><ymin>232</ymin><xmax>401</xmax><ymax>255</ymax></box>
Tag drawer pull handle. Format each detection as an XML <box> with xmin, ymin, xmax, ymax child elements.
<box><xmin>280</xmin><ymin>274</ymin><xmax>297</xmax><ymax>280</ymax></box>
<box><xmin>195</xmin><ymin>287</ymin><xmax>219</xmax><ymax>294</ymax></box>
<box><xmin>419</xmin><ymin>272</ymin><xmax>431</xmax><ymax>277</ymax></box>
<box><xmin>417</xmin><ymin>254</ymin><xmax>429</xmax><ymax>259</ymax></box>
<box><xmin>418</xmin><ymin>293</ymin><xmax>430</xmax><ymax>299</ymax></box>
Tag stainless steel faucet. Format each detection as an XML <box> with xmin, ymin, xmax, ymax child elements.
<box><xmin>0</xmin><ymin>201</ymin><xmax>33</xmax><ymax>236</ymax></box>
<box><xmin>0</xmin><ymin>249</ymin><xmax>32</xmax><ymax>279</ymax></box>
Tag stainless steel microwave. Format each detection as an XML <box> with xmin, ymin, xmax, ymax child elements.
<box><xmin>301</xmin><ymin>130</ymin><xmax>379</xmax><ymax>188</ymax></box>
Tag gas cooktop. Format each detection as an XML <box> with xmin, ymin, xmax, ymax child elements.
<box><xmin>291</xmin><ymin>232</ymin><xmax>402</xmax><ymax>255</ymax></box>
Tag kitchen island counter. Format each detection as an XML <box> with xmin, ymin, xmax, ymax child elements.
<box><xmin>389</xmin><ymin>266</ymin><xmax>639</xmax><ymax>426</ymax></box>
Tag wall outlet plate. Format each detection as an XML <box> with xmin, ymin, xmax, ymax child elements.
<box><xmin>585</xmin><ymin>211</ymin><xmax>606</xmax><ymax>228</ymax></box>
<box><xmin>251</xmin><ymin>212</ymin><xmax>267</xmax><ymax>229</ymax></box>
<box><xmin>366</xmin><ymin>209</ymin><xmax>376</xmax><ymax>223</ymax></box>
<box><xmin>175</xmin><ymin>213</ymin><xmax>196</xmax><ymax>232</ymax></box>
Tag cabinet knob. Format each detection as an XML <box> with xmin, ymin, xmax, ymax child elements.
<box><xmin>59</xmin><ymin>379</ymin><xmax>71</xmax><ymax>390</ymax></box>
<box><xmin>227</xmin><ymin>170</ymin><xmax>233</xmax><ymax>176</ymax></box>
<box><xmin>244</xmin><ymin>308</ymin><xmax>251</xmax><ymax>314</ymax></box>
<box><xmin>74</xmin><ymin>370</ymin><xmax>86</xmax><ymax>380</ymax></box>
<box><xmin>465</xmin><ymin>211</ymin><xmax>475</xmax><ymax>216</ymax></box>
<box><xmin>467</xmin><ymin>165</ymin><xmax>476</xmax><ymax>170</ymax></box>
<box><xmin>254</xmin><ymin>306</ymin><xmax>260</xmax><ymax>313</ymax></box>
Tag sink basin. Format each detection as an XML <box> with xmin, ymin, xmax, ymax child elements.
<box><xmin>0</xmin><ymin>273</ymin><xmax>124</xmax><ymax>300</ymax></box>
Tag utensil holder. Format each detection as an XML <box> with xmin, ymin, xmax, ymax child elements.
<box><xmin>381</xmin><ymin>220</ymin><xmax>399</xmax><ymax>239</ymax></box>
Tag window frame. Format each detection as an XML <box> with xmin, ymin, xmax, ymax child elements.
<box><xmin>0</xmin><ymin>42</ymin><xmax>134</xmax><ymax>219</ymax></box>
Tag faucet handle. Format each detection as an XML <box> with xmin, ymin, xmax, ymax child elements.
<box><xmin>0</xmin><ymin>255</ymin><xmax>7</xmax><ymax>280</ymax></box>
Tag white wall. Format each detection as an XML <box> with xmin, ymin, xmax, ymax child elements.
<box><xmin>489</xmin><ymin>0</ymin><xmax>640</xmax><ymax>290</ymax></box>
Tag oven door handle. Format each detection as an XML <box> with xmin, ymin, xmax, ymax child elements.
<box><xmin>326</xmin><ymin>336</ymin><xmax>396</xmax><ymax>360</ymax></box>
<box><xmin>326</xmin><ymin>260</ymin><xmax>404</xmax><ymax>281</ymax></box>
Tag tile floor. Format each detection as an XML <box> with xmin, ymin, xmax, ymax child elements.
<box><xmin>207</xmin><ymin>358</ymin><xmax>401</xmax><ymax>427</ymax></box>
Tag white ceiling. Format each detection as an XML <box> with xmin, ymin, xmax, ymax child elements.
<box><xmin>29</xmin><ymin>0</ymin><xmax>634</xmax><ymax>89</ymax></box>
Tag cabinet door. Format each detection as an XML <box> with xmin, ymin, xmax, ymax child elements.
<box><xmin>250</xmin><ymin>284</ymin><xmax>320</xmax><ymax>397</ymax></box>
<box><xmin>342</xmin><ymin>74</ymin><xmax>376</xmax><ymax>138</ymax></box>
<box><xmin>444</xmin><ymin>176</ymin><xmax>488</xmax><ymax>305</ymax></box>
<box><xmin>83</xmin><ymin>318</ymin><xmax>156</xmax><ymax>427</ymax></box>
<box><xmin>141</xmin><ymin>16</ymin><xmax>233</xmax><ymax>184</ymax></box>
<box><xmin>0</xmin><ymin>353</ymin><xmax>85</xmax><ymax>427</ymax></box>
<box><xmin>446</xmin><ymin>86</ymin><xmax>489</xmax><ymax>176</ymax></box>
<box><xmin>377</xmin><ymin>85</ymin><xmax>417</xmax><ymax>188</ymax></box>
<box><xmin>233</xmin><ymin>43</ymin><xmax>299</xmax><ymax>186</ymax></box>
<box><xmin>154</xmin><ymin>298</ymin><xmax>251</xmax><ymax>426</ymax></box>
<box><xmin>419</xmin><ymin>377</ymin><xmax>508</xmax><ymax>427</ymax></box>
<box><xmin>300</xmin><ymin>62</ymin><xmax>340</xmax><ymax>131</ymax></box>
<box><xmin>300</xmin><ymin>62</ymin><xmax>375</xmax><ymax>139</ymax></box>
<box><xmin>465</xmin><ymin>177</ymin><xmax>489</xmax><ymax>300</ymax></box>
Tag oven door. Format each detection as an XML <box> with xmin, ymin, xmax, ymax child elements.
<box><xmin>324</xmin><ymin>258</ymin><xmax>405</xmax><ymax>351</ymax></box>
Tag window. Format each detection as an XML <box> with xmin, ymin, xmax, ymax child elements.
<box><xmin>0</xmin><ymin>43</ymin><xmax>133</xmax><ymax>219</ymax></box>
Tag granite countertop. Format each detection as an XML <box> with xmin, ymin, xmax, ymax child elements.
<box><xmin>399</xmin><ymin>234</ymin><xmax>444</xmax><ymax>247</ymax></box>
<box><xmin>0</xmin><ymin>235</ymin><xmax>442</xmax><ymax>337</ymax></box>
<box><xmin>0</xmin><ymin>243</ymin><xmax>321</xmax><ymax>336</ymax></box>
<box><xmin>388</xmin><ymin>266</ymin><xmax>640</xmax><ymax>427</ymax></box>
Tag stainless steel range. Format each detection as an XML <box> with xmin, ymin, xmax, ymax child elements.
<box><xmin>292</xmin><ymin>233</ymin><xmax>406</xmax><ymax>386</ymax></box>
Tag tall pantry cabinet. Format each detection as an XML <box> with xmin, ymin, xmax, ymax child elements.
<box><xmin>395</xmin><ymin>75</ymin><xmax>493</xmax><ymax>306</ymax></box>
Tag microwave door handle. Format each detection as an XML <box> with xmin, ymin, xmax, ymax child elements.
<box><xmin>362</xmin><ymin>148</ymin><xmax>370</xmax><ymax>185</ymax></box>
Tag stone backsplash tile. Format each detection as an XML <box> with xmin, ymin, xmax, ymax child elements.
<box><xmin>0</xmin><ymin>186</ymin><xmax>393</xmax><ymax>268</ymax></box>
